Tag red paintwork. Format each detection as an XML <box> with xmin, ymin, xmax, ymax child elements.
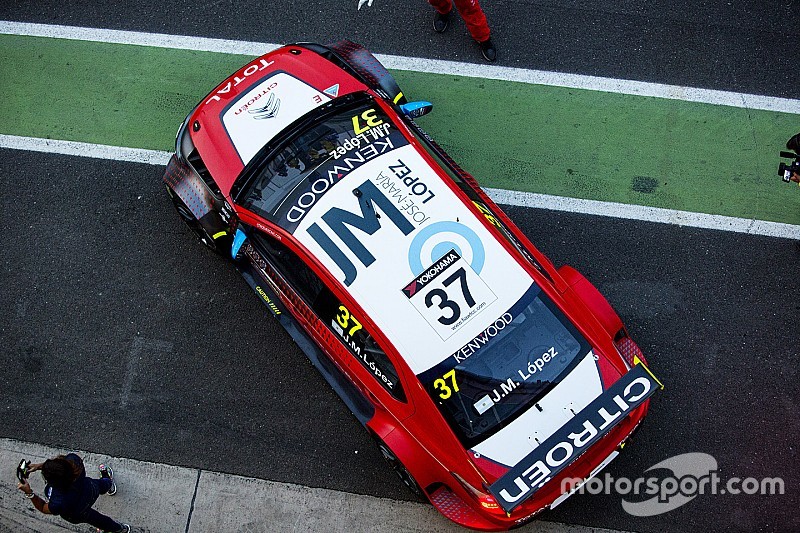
<box><xmin>189</xmin><ymin>47</ymin><xmax>369</xmax><ymax>196</ymax></box>
<box><xmin>184</xmin><ymin>44</ymin><xmax>655</xmax><ymax>531</ymax></box>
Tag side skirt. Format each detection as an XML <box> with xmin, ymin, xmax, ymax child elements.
<box><xmin>237</xmin><ymin>261</ymin><xmax>374</xmax><ymax>426</ymax></box>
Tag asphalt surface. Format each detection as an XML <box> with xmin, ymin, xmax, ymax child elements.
<box><xmin>0</xmin><ymin>149</ymin><xmax>797</xmax><ymax>532</ymax></box>
<box><xmin>0</xmin><ymin>0</ymin><xmax>796</xmax><ymax>99</ymax></box>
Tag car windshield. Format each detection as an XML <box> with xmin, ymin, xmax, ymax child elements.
<box><xmin>237</xmin><ymin>97</ymin><xmax>408</xmax><ymax>233</ymax></box>
<box><xmin>417</xmin><ymin>284</ymin><xmax>591</xmax><ymax>448</ymax></box>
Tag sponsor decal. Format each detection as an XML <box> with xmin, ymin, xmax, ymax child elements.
<box><xmin>352</xmin><ymin>108</ymin><xmax>384</xmax><ymax>134</ymax></box>
<box><xmin>473</xmin><ymin>346</ymin><xmax>562</xmax><ymax>409</ymax></box>
<box><xmin>373</xmin><ymin>171</ymin><xmax>432</xmax><ymax>226</ymax></box>
<box><xmin>281</xmin><ymin>125</ymin><xmax>396</xmax><ymax>229</ymax></box>
<box><xmin>324</xmin><ymin>84</ymin><xmax>340</xmax><ymax>98</ymax></box>
<box><xmin>517</xmin><ymin>347</ymin><xmax>560</xmax><ymax>381</ymax></box>
<box><xmin>328</xmin><ymin>123</ymin><xmax>392</xmax><ymax>161</ymax></box>
<box><xmin>247</xmin><ymin>92</ymin><xmax>280</xmax><ymax>119</ymax></box>
<box><xmin>402</xmin><ymin>249</ymin><xmax>461</xmax><ymax>298</ymax></box>
<box><xmin>407</xmin><ymin>221</ymin><xmax>485</xmax><ymax>276</ymax></box>
<box><xmin>366</xmin><ymin>158</ymin><xmax>436</xmax><ymax>227</ymax></box>
<box><xmin>487</xmin><ymin>364</ymin><xmax>661</xmax><ymax>513</ymax></box>
<box><xmin>205</xmin><ymin>58</ymin><xmax>274</xmax><ymax>105</ymax></box>
<box><xmin>331</xmin><ymin>303</ymin><xmax>363</xmax><ymax>355</ymax></box>
<box><xmin>386</xmin><ymin>159</ymin><xmax>436</xmax><ymax>205</ymax></box>
<box><xmin>307</xmin><ymin>179</ymin><xmax>415</xmax><ymax>286</ymax></box>
<box><xmin>450</xmin><ymin>312</ymin><xmax>513</xmax><ymax>363</ymax></box>
<box><xmin>234</xmin><ymin>82</ymin><xmax>278</xmax><ymax>116</ymax></box>
<box><xmin>402</xmin><ymin>248</ymin><xmax>497</xmax><ymax>340</ymax></box>
<box><xmin>256</xmin><ymin>222</ymin><xmax>283</xmax><ymax>241</ymax></box>
<box><xmin>222</xmin><ymin>73</ymin><xmax>330</xmax><ymax>165</ymax></box>
<box><xmin>331</xmin><ymin>304</ymin><xmax>396</xmax><ymax>390</ymax></box>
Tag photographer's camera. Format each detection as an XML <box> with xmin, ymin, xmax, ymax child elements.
<box><xmin>778</xmin><ymin>133</ymin><xmax>800</xmax><ymax>184</ymax></box>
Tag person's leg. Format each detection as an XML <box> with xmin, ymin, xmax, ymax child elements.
<box><xmin>96</xmin><ymin>477</ymin><xmax>114</xmax><ymax>494</ymax></box>
<box><xmin>98</xmin><ymin>464</ymin><xmax>117</xmax><ymax>495</ymax></box>
<box><xmin>452</xmin><ymin>0</ymin><xmax>491</xmax><ymax>42</ymax></box>
<box><xmin>428</xmin><ymin>0</ymin><xmax>453</xmax><ymax>15</ymax></box>
<box><xmin>80</xmin><ymin>507</ymin><xmax>125</xmax><ymax>532</ymax></box>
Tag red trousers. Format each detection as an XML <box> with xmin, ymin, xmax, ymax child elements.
<box><xmin>428</xmin><ymin>0</ymin><xmax>491</xmax><ymax>42</ymax></box>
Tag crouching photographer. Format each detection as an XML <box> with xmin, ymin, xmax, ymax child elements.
<box><xmin>778</xmin><ymin>133</ymin><xmax>800</xmax><ymax>185</ymax></box>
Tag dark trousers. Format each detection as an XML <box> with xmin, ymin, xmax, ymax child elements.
<box><xmin>62</xmin><ymin>478</ymin><xmax>122</xmax><ymax>532</ymax></box>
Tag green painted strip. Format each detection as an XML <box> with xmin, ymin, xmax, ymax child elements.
<box><xmin>2</xmin><ymin>34</ymin><xmax>798</xmax><ymax>225</ymax></box>
<box><xmin>0</xmin><ymin>35</ymin><xmax>248</xmax><ymax>150</ymax></box>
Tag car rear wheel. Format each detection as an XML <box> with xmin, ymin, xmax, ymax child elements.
<box><xmin>376</xmin><ymin>440</ymin><xmax>425</xmax><ymax>499</ymax></box>
<box><xmin>167</xmin><ymin>186</ymin><xmax>222</xmax><ymax>254</ymax></box>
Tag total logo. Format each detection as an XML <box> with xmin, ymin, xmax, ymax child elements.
<box><xmin>205</xmin><ymin>58</ymin><xmax>274</xmax><ymax>105</ymax></box>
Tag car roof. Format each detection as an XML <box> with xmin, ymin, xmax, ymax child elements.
<box><xmin>282</xmin><ymin>119</ymin><xmax>537</xmax><ymax>376</ymax></box>
<box><xmin>188</xmin><ymin>45</ymin><xmax>369</xmax><ymax>196</ymax></box>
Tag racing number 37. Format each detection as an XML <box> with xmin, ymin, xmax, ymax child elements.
<box><xmin>434</xmin><ymin>369</ymin><xmax>459</xmax><ymax>399</ymax></box>
<box><xmin>425</xmin><ymin>267</ymin><xmax>476</xmax><ymax>326</ymax></box>
<box><xmin>336</xmin><ymin>305</ymin><xmax>363</xmax><ymax>335</ymax></box>
<box><xmin>352</xmin><ymin>108</ymin><xmax>384</xmax><ymax>134</ymax></box>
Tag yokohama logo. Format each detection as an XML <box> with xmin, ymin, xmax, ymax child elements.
<box><xmin>402</xmin><ymin>249</ymin><xmax>460</xmax><ymax>298</ymax></box>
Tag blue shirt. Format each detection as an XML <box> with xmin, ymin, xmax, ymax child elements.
<box><xmin>46</xmin><ymin>453</ymin><xmax>95</xmax><ymax>518</ymax></box>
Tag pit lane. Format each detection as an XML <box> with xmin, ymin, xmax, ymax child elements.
<box><xmin>0</xmin><ymin>149</ymin><xmax>797</xmax><ymax>532</ymax></box>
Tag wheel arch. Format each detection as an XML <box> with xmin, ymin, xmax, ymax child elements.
<box><xmin>366</xmin><ymin>420</ymin><xmax>446</xmax><ymax>495</ymax></box>
<box><xmin>558</xmin><ymin>265</ymin><xmax>624</xmax><ymax>338</ymax></box>
<box><xmin>163</xmin><ymin>154</ymin><xmax>231</xmax><ymax>250</ymax></box>
<box><xmin>299</xmin><ymin>40</ymin><xmax>407</xmax><ymax>105</ymax></box>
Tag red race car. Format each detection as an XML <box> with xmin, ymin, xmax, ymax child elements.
<box><xmin>163</xmin><ymin>40</ymin><xmax>662</xmax><ymax>530</ymax></box>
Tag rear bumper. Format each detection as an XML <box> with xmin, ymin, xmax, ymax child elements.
<box><xmin>428</xmin><ymin>400</ymin><xmax>650</xmax><ymax>531</ymax></box>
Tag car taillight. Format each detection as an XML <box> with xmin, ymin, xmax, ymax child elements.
<box><xmin>478</xmin><ymin>494</ymin><xmax>502</xmax><ymax>511</ymax></box>
<box><xmin>450</xmin><ymin>472</ymin><xmax>507</xmax><ymax>516</ymax></box>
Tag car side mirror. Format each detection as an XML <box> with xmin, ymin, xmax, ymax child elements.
<box><xmin>400</xmin><ymin>101</ymin><xmax>433</xmax><ymax>118</ymax></box>
<box><xmin>231</xmin><ymin>228</ymin><xmax>247</xmax><ymax>259</ymax></box>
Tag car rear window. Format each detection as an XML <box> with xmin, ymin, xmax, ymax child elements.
<box><xmin>417</xmin><ymin>284</ymin><xmax>591</xmax><ymax>448</ymax></box>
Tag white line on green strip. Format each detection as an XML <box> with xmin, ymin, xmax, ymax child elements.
<box><xmin>0</xmin><ymin>134</ymin><xmax>171</xmax><ymax>165</ymax></box>
<box><xmin>1</xmin><ymin>21</ymin><xmax>798</xmax><ymax>114</ymax></box>
<box><xmin>2</xmin><ymin>134</ymin><xmax>796</xmax><ymax>239</ymax></box>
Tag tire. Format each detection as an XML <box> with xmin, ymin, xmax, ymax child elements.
<box><xmin>167</xmin><ymin>186</ymin><xmax>222</xmax><ymax>255</ymax></box>
<box><xmin>375</xmin><ymin>439</ymin><xmax>425</xmax><ymax>499</ymax></box>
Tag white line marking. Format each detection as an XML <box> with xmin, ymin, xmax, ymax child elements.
<box><xmin>0</xmin><ymin>20</ymin><xmax>279</xmax><ymax>56</ymax></box>
<box><xmin>2</xmin><ymin>134</ymin><xmax>797</xmax><ymax>239</ymax></box>
<box><xmin>0</xmin><ymin>134</ymin><xmax>171</xmax><ymax>165</ymax></box>
<box><xmin>485</xmin><ymin>188</ymin><xmax>800</xmax><ymax>240</ymax></box>
<box><xmin>1</xmin><ymin>21</ymin><xmax>798</xmax><ymax>114</ymax></box>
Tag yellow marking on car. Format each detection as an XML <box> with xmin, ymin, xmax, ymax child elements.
<box><xmin>212</xmin><ymin>230</ymin><xmax>228</xmax><ymax>239</ymax></box>
<box><xmin>634</xmin><ymin>356</ymin><xmax>664</xmax><ymax>390</ymax></box>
